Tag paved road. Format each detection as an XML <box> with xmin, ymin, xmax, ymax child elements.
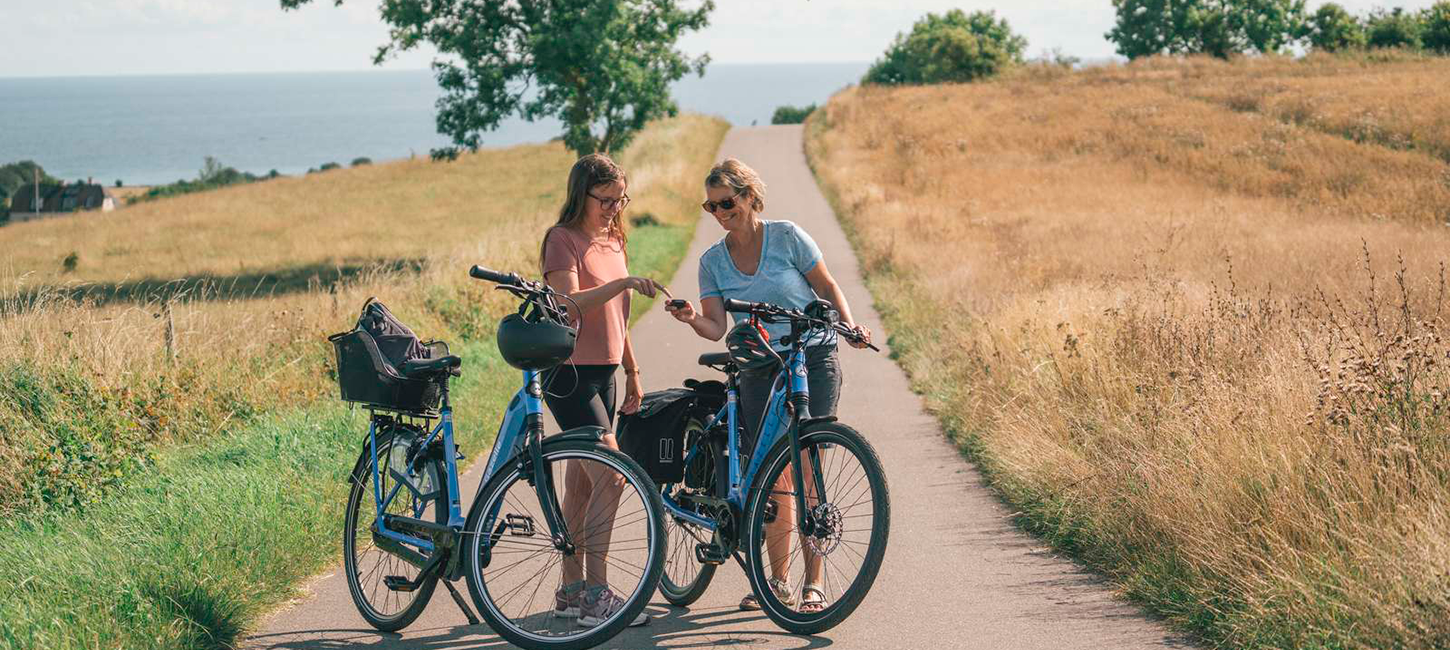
<box><xmin>246</xmin><ymin>126</ymin><xmax>1191</xmax><ymax>650</ymax></box>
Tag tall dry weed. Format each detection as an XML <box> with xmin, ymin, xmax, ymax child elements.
<box><xmin>809</xmin><ymin>57</ymin><xmax>1450</xmax><ymax>647</ymax></box>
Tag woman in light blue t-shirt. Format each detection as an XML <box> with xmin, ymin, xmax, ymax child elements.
<box><xmin>665</xmin><ymin>157</ymin><xmax>872</xmax><ymax>614</ymax></box>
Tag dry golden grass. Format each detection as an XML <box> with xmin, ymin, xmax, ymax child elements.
<box><xmin>808</xmin><ymin>56</ymin><xmax>1450</xmax><ymax>648</ymax></box>
<box><xmin>0</xmin><ymin>114</ymin><xmax>729</xmax><ymax>513</ymax></box>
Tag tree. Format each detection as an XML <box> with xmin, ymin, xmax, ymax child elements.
<box><xmin>1423</xmin><ymin>1</ymin><xmax>1450</xmax><ymax>53</ymax></box>
<box><xmin>1365</xmin><ymin>7</ymin><xmax>1423</xmax><ymax>49</ymax></box>
<box><xmin>863</xmin><ymin>10</ymin><xmax>1027</xmax><ymax>85</ymax></box>
<box><xmin>281</xmin><ymin>0</ymin><xmax>713</xmax><ymax>157</ymax></box>
<box><xmin>771</xmin><ymin>104</ymin><xmax>816</xmax><ymax>125</ymax></box>
<box><xmin>1307</xmin><ymin>3</ymin><xmax>1366</xmax><ymax>51</ymax></box>
<box><xmin>1106</xmin><ymin>0</ymin><xmax>1307</xmax><ymax>59</ymax></box>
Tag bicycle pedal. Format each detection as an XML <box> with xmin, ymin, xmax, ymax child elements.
<box><xmin>694</xmin><ymin>543</ymin><xmax>728</xmax><ymax>565</ymax></box>
<box><xmin>504</xmin><ymin>513</ymin><xmax>537</xmax><ymax>537</ymax></box>
<box><xmin>383</xmin><ymin>575</ymin><xmax>418</xmax><ymax>592</ymax></box>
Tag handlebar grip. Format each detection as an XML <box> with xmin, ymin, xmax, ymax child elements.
<box><xmin>469</xmin><ymin>265</ymin><xmax>519</xmax><ymax>285</ymax></box>
<box><xmin>722</xmin><ymin>298</ymin><xmax>758</xmax><ymax>314</ymax></box>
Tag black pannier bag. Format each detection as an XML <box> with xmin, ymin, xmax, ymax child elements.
<box><xmin>616</xmin><ymin>388</ymin><xmax>699</xmax><ymax>484</ymax></box>
<box><xmin>328</xmin><ymin>298</ymin><xmax>443</xmax><ymax>413</ymax></box>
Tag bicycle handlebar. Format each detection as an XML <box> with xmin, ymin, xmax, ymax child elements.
<box><xmin>469</xmin><ymin>265</ymin><xmax>521</xmax><ymax>286</ymax></box>
<box><xmin>467</xmin><ymin>264</ymin><xmax>573</xmax><ymax>327</ymax></box>
<box><xmin>723</xmin><ymin>299</ymin><xmax>879</xmax><ymax>352</ymax></box>
<box><xmin>722</xmin><ymin>298</ymin><xmax>758</xmax><ymax>314</ymax></box>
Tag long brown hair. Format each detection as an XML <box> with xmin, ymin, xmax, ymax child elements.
<box><xmin>540</xmin><ymin>153</ymin><xmax>629</xmax><ymax>273</ymax></box>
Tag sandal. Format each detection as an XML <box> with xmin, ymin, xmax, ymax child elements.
<box><xmin>739</xmin><ymin>577</ymin><xmax>796</xmax><ymax>611</ymax></box>
<box><xmin>799</xmin><ymin>584</ymin><xmax>828</xmax><ymax>615</ymax></box>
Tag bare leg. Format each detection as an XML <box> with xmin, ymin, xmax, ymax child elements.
<box><xmin>766</xmin><ymin>471</ymin><xmax>795</xmax><ymax>583</ymax></box>
<box><xmin>582</xmin><ymin>460</ymin><xmax>626</xmax><ymax>587</ymax></box>
<box><xmin>560</xmin><ymin>459</ymin><xmax>592</xmax><ymax>586</ymax></box>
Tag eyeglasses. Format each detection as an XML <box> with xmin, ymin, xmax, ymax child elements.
<box><xmin>589</xmin><ymin>192</ymin><xmax>630</xmax><ymax>211</ymax></box>
<box><xmin>702</xmin><ymin>191</ymin><xmax>744</xmax><ymax>214</ymax></box>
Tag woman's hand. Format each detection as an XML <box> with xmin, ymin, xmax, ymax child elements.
<box><xmin>619</xmin><ymin>276</ymin><xmax>666</xmax><ymax>298</ymax></box>
<box><xmin>621</xmin><ymin>370</ymin><xmax>644</xmax><ymax>415</ymax></box>
<box><xmin>665</xmin><ymin>299</ymin><xmax>697</xmax><ymax>324</ymax></box>
<box><xmin>845</xmin><ymin>323</ymin><xmax>873</xmax><ymax>349</ymax></box>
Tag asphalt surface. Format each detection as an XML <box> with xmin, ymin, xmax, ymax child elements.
<box><xmin>245</xmin><ymin>125</ymin><xmax>1192</xmax><ymax>650</ymax></box>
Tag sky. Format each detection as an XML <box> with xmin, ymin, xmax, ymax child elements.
<box><xmin>1</xmin><ymin>0</ymin><xmax>1440</xmax><ymax>78</ymax></box>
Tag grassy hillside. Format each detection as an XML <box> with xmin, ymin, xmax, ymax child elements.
<box><xmin>807</xmin><ymin>55</ymin><xmax>1449</xmax><ymax>649</ymax></box>
<box><xmin>0</xmin><ymin>114</ymin><xmax>729</xmax><ymax>650</ymax></box>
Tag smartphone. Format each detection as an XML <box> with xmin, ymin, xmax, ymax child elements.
<box><xmin>666</xmin><ymin>299</ymin><xmax>688</xmax><ymax>309</ymax></box>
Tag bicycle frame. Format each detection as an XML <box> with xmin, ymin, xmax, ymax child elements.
<box><xmin>367</xmin><ymin>368</ymin><xmax>561</xmax><ymax>561</ymax></box>
<box><xmin>662</xmin><ymin>342</ymin><xmax>830</xmax><ymax>536</ymax></box>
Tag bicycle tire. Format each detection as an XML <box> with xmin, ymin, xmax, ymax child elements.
<box><xmin>462</xmin><ymin>439</ymin><xmax>666</xmax><ymax>650</ymax></box>
<box><xmin>342</xmin><ymin>425</ymin><xmax>448</xmax><ymax>632</ymax></box>
<box><xmin>659</xmin><ymin>419</ymin><xmax>718</xmax><ymax>606</ymax></box>
<box><xmin>742</xmin><ymin>421</ymin><xmax>890</xmax><ymax>634</ymax></box>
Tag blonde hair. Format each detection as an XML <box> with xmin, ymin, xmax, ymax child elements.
<box><xmin>705</xmin><ymin>158</ymin><xmax>766</xmax><ymax>212</ymax></box>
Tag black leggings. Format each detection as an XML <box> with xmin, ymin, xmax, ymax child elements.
<box><xmin>543</xmin><ymin>364</ymin><xmax>618</xmax><ymax>432</ymax></box>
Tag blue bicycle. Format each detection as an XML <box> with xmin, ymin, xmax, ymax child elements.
<box><xmin>657</xmin><ymin>298</ymin><xmax>891</xmax><ymax>634</ymax></box>
<box><xmin>333</xmin><ymin>266</ymin><xmax>665</xmax><ymax>650</ymax></box>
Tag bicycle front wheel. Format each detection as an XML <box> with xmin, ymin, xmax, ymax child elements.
<box><xmin>743</xmin><ymin>421</ymin><xmax>891</xmax><ymax>634</ymax></box>
<box><xmin>463</xmin><ymin>439</ymin><xmax>665</xmax><ymax>650</ymax></box>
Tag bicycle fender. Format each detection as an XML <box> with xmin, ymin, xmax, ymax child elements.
<box><xmin>542</xmin><ymin>425</ymin><xmax>607</xmax><ymax>445</ymax></box>
<box><xmin>348</xmin><ymin>436</ymin><xmax>371</xmax><ymax>485</ymax></box>
<box><xmin>801</xmin><ymin>415</ymin><xmax>838</xmax><ymax>429</ymax></box>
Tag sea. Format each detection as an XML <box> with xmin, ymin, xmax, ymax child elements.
<box><xmin>0</xmin><ymin>63</ymin><xmax>869</xmax><ymax>186</ymax></box>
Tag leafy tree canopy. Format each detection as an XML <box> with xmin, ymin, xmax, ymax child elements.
<box><xmin>1365</xmin><ymin>7</ymin><xmax>1423</xmax><ymax>49</ymax></box>
<box><xmin>281</xmin><ymin>0</ymin><xmax>713</xmax><ymax>156</ymax></box>
<box><xmin>1107</xmin><ymin>0</ymin><xmax>1307</xmax><ymax>59</ymax></box>
<box><xmin>863</xmin><ymin>9</ymin><xmax>1027</xmax><ymax>85</ymax></box>
<box><xmin>1422</xmin><ymin>1</ymin><xmax>1450</xmax><ymax>53</ymax></box>
<box><xmin>1307</xmin><ymin>2</ymin><xmax>1366</xmax><ymax>51</ymax></box>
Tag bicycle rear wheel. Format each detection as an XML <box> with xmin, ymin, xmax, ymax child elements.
<box><xmin>743</xmin><ymin>421</ymin><xmax>890</xmax><ymax>634</ymax></box>
<box><xmin>342</xmin><ymin>424</ymin><xmax>447</xmax><ymax>632</ymax></box>
<box><xmin>660</xmin><ymin>419</ymin><xmax>719</xmax><ymax>606</ymax></box>
<box><xmin>463</xmin><ymin>439</ymin><xmax>665</xmax><ymax>650</ymax></box>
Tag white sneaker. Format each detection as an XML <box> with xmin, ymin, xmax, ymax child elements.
<box><xmin>578</xmin><ymin>587</ymin><xmax>650</xmax><ymax>627</ymax></box>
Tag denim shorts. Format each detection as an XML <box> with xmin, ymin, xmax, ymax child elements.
<box><xmin>736</xmin><ymin>344</ymin><xmax>841</xmax><ymax>454</ymax></box>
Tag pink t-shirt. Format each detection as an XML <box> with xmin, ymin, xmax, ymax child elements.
<box><xmin>542</xmin><ymin>225</ymin><xmax>630</xmax><ymax>365</ymax></box>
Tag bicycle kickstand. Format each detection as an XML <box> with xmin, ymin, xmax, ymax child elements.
<box><xmin>442</xmin><ymin>579</ymin><xmax>480</xmax><ymax>625</ymax></box>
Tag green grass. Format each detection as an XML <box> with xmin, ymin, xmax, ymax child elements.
<box><xmin>0</xmin><ymin>337</ymin><xmax>515</xmax><ymax>650</ymax></box>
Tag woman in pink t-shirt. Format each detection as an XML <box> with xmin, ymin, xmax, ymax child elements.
<box><xmin>540</xmin><ymin>153</ymin><xmax>666</xmax><ymax>627</ymax></box>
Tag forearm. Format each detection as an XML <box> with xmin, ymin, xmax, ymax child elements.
<box><xmin>823</xmin><ymin>284</ymin><xmax>858</xmax><ymax>327</ymax></box>
<box><xmin>621</xmin><ymin>333</ymin><xmax>639</xmax><ymax>373</ymax></box>
<box><xmin>557</xmin><ymin>278</ymin><xmax>624</xmax><ymax>321</ymax></box>
<box><xmin>689</xmin><ymin>314</ymin><xmax>727</xmax><ymax>341</ymax></box>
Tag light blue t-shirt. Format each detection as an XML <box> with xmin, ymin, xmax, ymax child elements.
<box><xmin>698</xmin><ymin>220</ymin><xmax>834</xmax><ymax>349</ymax></box>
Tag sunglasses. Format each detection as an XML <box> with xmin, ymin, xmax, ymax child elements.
<box><xmin>702</xmin><ymin>191</ymin><xmax>745</xmax><ymax>214</ymax></box>
<box><xmin>588</xmin><ymin>192</ymin><xmax>630</xmax><ymax>212</ymax></box>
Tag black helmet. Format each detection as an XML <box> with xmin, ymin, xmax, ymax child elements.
<box><xmin>725</xmin><ymin>318</ymin><xmax>780</xmax><ymax>372</ymax></box>
<box><xmin>496</xmin><ymin>312</ymin><xmax>577</xmax><ymax>370</ymax></box>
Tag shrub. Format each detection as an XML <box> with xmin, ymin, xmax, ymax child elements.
<box><xmin>863</xmin><ymin>9</ymin><xmax>1027</xmax><ymax>85</ymax></box>
<box><xmin>1424</xmin><ymin>1</ymin><xmax>1450</xmax><ymax>53</ymax></box>
<box><xmin>114</xmin><ymin>179</ymin><xmax>122</xmax><ymax>188</ymax></box>
<box><xmin>318</xmin><ymin>162</ymin><xmax>341</xmax><ymax>172</ymax></box>
<box><xmin>1308</xmin><ymin>2</ymin><xmax>1367</xmax><ymax>52</ymax></box>
<box><xmin>350</xmin><ymin>157</ymin><xmax>372</xmax><ymax>167</ymax></box>
<box><xmin>771</xmin><ymin>104</ymin><xmax>816</xmax><ymax>125</ymax></box>
<box><xmin>1366</xmin><ymin>7</ymin><xmax>1423</xmax><ymax>49</ymax></box>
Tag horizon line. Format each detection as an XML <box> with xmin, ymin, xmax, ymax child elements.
<box><xmin>0</xmin><ymin>61</ymin><xmax>877</xmax><ymax>82</ymax></box>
